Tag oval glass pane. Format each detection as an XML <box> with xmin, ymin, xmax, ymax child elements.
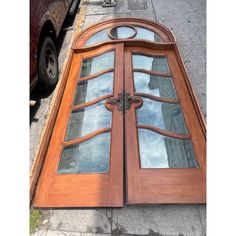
<box><xmin>137</xmin><ymin>97</ymin><xmax>188</xmax><ymax>134</ymax></box>
<box><xmin>74</xmin><ymin>72</ymin><xmax>114</xmax><ymax>105</ymax></box>
<box><xmin>65</xmin><ymin>100</ymin><xmax>111</xmax><ymax>141</ymax></box>
<box><xmin>133</xmin><ymin>72</ymin><xmax>177</xmax><ymax>100</ymax></box>
<box><xmin>58</xmin><ymin>132</ymin><xmax>111</xmax><ymax>174</ymax></box>
<box><xmin>110</xmin><ymin>26</ymin><xmax>136</xmax><ymax>39</ymax></box>
<box><xmin>80</xmin><ymin>51</ymin><xmax>114</xmax><ymax>77</ymax></box>
<box><xmin>85</xmin><ymin>29</ymin><xmax>109</xmax><ymax>46</ymax></box>
<box><xmin>138</xmin><ymin>129</ymin><xmax>198</xmax><ymax>168</ymax></box>
<box><xmin>132</xmin><ymin>54</ymin><xmax>170</xmax><ymax>73</ymax></box>
<box><xmin>135</xmin><ymin>27</ymin><xmax>162</xmax><ymax>42</ymax></box>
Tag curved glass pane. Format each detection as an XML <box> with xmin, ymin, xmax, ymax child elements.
<box><xmin>110</xmin><ymin>26</ymin><xmax>135</xmax><ymax>39</ymax></box>
<box><xmin>135</xmin><ymin>27</ymin><xmax>162</xmax><ymax>42</ymax></box>
<box><xmin>138</xmin><ymin>129</ymin><xmax>197</xmax><ymax>168</ymax></box>
<box><xmin>74</xmin><ymin>72</ymin><xmax>114</xmax><ymax>105</ymax></box>
<box><xmin>132</xmin><ymin>54</ymin><xmax>169</xmax><ymax>73</ymax></box>
<box><xmin>65</xmin><ymin>100</ymin><xmax>111</xmax><ymax>141</ymax></box>
<box><xmin>137</xmin><ymin>97</ymin><xmax>188</xmax><ymax>134</ymax></box>
<box><xmin>133</xmin><ymin>72</ymin><xmax>177</xmax><ymax>100</ymax></box>
<box><xmin>80</xmin><ymin>51</ymin><xmax>114</xmax><ymax>77</ymax></box>
<box><xmin>85</xmin><ymin>29</ymin><xmax>109</xmax><ymax>46</ymax></box>
<box><xmin>58</xmin><ymin>132</ymin><xmax>110</xmax><ymax>174</ymax></box>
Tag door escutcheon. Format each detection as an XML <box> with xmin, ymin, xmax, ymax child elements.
<box><xmin>105</xmin><ymin>92</ymin><xmax>143</xmax><ymax>112</ymax></box>
<box><xmin>125</xmin><ymin>93</ymin><xmax>143</xmax><ymax>111</ymax></box>
<box><xmin>105</xmin><ymin>93</ymin><xmax>123</xmax><ymax>111</ymax></box>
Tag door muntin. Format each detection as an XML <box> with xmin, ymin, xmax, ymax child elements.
<box><xmin>59</xmin><ymin>50</ymin><xmax>116</xmax><ymax>173</ymax></box>
<box><xmin>130</xmin><ymin>52</ymin><xmax>199</xmax><ymax>169</ymax></box>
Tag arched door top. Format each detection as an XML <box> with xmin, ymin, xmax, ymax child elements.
<box><xmin>33</xmin><ymin>17</ymin><xmax>206</xmax><ymax>207</ymax></box>
<box><xmin>72</xmin><ymin>18</ymin><xmax>176</xmax><ymax>49</ymax></box>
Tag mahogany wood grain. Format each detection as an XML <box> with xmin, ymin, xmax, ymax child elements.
<box><xmin>137</xmin><ymin>125</ymin><xmax>191</xmax><ymax>140</ymax></box>
<box><xmin>79</xmin><ymin>68</ymin><xmax>114</xmax><ymax>81</ymax></box>
<box><xmin>125</xmin><ymin>47</ymin><xmax>206</xmax><ymax>204</ymax></box>
<box><xmin>135</xmin><ymin>93</ymin><xmax>179</xmax><ymax>104</ymax></box>
<box><xmin>63</xmin><ymin>128</ymin><xmax>111</xmax><ymax>147</ymax></box>
<box><xmin>31</xmin><ymin>18</ymin><xmax>206</xmax><ymax>207</ymax></box>
<box><xmin>33</xmin><ymin>44</ymin><xmax>124</xmax><ymax>207</ymax></box>
<box><xmin>133</xmin><ymin>68</ymin><xmax>172</xmax><ymax>77</ymax></box>
<box><xmin>30</xmin><ymin>50</ymin><xmax>73</xmax><ymax>203</ymax></box>
<box><xmin>108</xmin><ymin>25</ymin><xmax>137</xmax><ymax>40</ymax></box>
<box><xmin>72</xmin><ymin>18</ymin><xmax>175</xmax><ymax>49</ymax></box>
<box><xmin>72</xmin><ymin>94</ymin><xmax>113</xmax><ymax>110</ymax></box>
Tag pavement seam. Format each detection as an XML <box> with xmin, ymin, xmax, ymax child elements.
<box><xmin>196</xmin><ymin>206</ymin><xmax>205</xmax><ymax>236</ymax></box>
<box><xmin>85</xmin><ymin>10</ymin><xmax>152</xmax><ymax>16</ymax></box>
<box><xmin>150</xmin><ymin>0</ymin><xmax>158</xmax><ymax>22</ymax></box>
<box><xmin>42</xmin><ymin>229</ymin><xmax>112</xmax><ymax>234</ymax></box>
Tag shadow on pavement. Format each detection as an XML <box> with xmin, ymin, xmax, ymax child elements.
<box><xmin>30</xmin><ymin>0</ymin><xmax>80</xmax><ymax>125</ymax></box>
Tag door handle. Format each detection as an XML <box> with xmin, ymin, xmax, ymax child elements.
<box><xmin>105</xmin><ymin>93</ymin><xmax>123</xmax><ymax>111</ymax></box>
<box><xmin>105</xmin><ymin>93</ymin><xmax>143</xmax><ymax>112</ymax></box>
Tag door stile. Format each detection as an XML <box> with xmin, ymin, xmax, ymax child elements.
<box><xmin>108</xmin><ymin>43</ymin><xmax>124</xmax><ymax>205</ymax></box>
<box><xmin>124</xmin><ymin>47</ymin><xmax>142</xmax><ymax>204</ymax></box>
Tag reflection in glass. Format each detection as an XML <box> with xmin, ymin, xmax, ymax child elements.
<box><xmin>74</xmin><ymin>72</ymin><xmax>114</xmax><ymax>105</ymax></box>
<box><xmin>138</xmin><ymin>129</ymin><xmax>198</xmax><ymax>168</ymax></box>
<box><xmin>133</xmin><ymin>72</ymin><xmax>177</xmax><ymax>100</ymax></box>
<box><xmin>58</xmin><ymin>132</ymin><xmax>110</xmax><ymax>173</ymax></box>
<box><xmin>132</xmin><ymin>54</ymin><xmax>169</xmax><ymax>73</ymax></box>
<box><xmin>137</xmin><ymin>97</ymin><xmax>188</xmax><ymax>134</ymax></box>
<box><xmin>135</xmin><ymin>27</ymin><xmax>162</xmax><ymax>42</ymax></box>
<box><xmin>80</xmin><ymin>51</ymin><xmax>114</xmax><ymax>77</ymax></box>
<box><xmin>85</xmin><ymin>29</ymin><xmax>109</xmax><ymax>46</ymax></box>
<box><xmin>110</xmin><ymin>26</ymin><xmax>135</xmax><ymax>39</ymax></box>
<box><xmin>65</xmin><ymin>101</ymin><xmax>111</xmax><ymax>141</ymax></box>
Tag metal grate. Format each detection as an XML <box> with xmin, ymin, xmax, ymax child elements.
<box><xmin>103</xmin><ymin>0</ymin><xmax>116</xmax><ymax>7</ymax></box>
<box><xmin>128</xmin><ymin>0</ymin><xmax>147</xmax><ymax>10</ymax></box>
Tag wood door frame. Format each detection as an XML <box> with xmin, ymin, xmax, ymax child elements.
<box><xmin>30</xmin><ymin>18</ymin><xmax>206</xmax><ymax>205</ymax></box>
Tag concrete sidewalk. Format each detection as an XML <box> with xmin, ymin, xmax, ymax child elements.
<box><xmin>31</xmin><ymin>0</ymin><xmax>206</xmax><ymax>235</ymax></box>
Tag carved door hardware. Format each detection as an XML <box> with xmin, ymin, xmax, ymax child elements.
<box><xmin>106</xmin><ymin>93</ymin><xmax>123</xmax><ymax>111</ymax></box>
<box><xmin>105</xmin><ymin>92</ymin><xmax>143</xmax><ymax>112</ymax></box>
<box><xmin>125</xmin><ymin>93</ymin><xmax>143</xmax><ymax>111</ymax></box>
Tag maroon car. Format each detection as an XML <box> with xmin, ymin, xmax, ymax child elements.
<box><xmin>30</xmin><ymin>0</ymin><xmax>76</xmax><ymax>91</ymax></box>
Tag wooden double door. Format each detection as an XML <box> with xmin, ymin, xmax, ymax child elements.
<box><xmin>34</xmin><ymin>43</ymin><xmax>206</xmax><ymax>207</ymax></box>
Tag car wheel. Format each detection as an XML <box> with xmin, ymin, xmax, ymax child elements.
<box><xmin>38</xmin><ymin>36</ymin><xmax>59</xmax><ymax>89</ymax></box>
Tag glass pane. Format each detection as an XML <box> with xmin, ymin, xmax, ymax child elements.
<box><xmin>74</xmin><ymin>72</ymin><xmax>114</xmax><ymax>105</ymax></box>
<box><xmin>85</xmin><ymin>29</ymin><xmax>109</xmax><ymax>46</ymax></box>
<box><xmin>132</xmin><ymin>54</ymin><xmax>169</xmax><ymax>73</ymax></box>
<box><xmin>65</xmin><ymin>100</ymin><xmax>111</xmax><ymax>141</ymax></box>
<box><xmin>133</xmin><ymin>72</ymin><xmax>177</xmax><ymax>100</ymax></box>
<box><xmin>138</xmin><ymin>129</ymin><xmax>198</xmax><ymax>168</ymax></box>
<box><xmin>135</xmin><ymin>27</ymin><xmax>162</xmax><ymax>42</ymax></box>
<box><xmin>110</xmin><ymin>26</ymin><xmax>135</xmax><ymax>39</ymax></box>
<box><xmin>137</xmin><ymin>97</ymin><xmax>188</xmax><ymax>134</ymax></box>
<box><xmin>80</xmin><ymin>51</ymin><xmax>114</xmax><ymax>77</ymax></box>
<box><xmin>58</xmin><ymin>132</ymin><xmax>110</xmax><ymax>174</ymax></box>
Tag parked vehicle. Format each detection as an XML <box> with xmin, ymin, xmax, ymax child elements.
<box><xmin>30</xmin><ymin>0</ymin><xmax>76</xmax><ymax>91</ymax></box>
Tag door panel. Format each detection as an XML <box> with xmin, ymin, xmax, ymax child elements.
<box><xmin>34</xmin><ymin>44</ymin><xmax>205</xmax><ymax>207</ymax></box>
<box><xmin>34</xmin><ymin>44</ymin><xmax>124</xmax><ymax>207</ymax></box>
<box><xmin>125</xmin><ymin>47</ymin><xmax>206</xmax><ymax>204</ymax></box>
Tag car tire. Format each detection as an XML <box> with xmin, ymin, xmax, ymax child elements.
<box><xmin>38</xmin><ymin>36</ymin><xmax>59</xmax><ymax>89</ymax></box>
